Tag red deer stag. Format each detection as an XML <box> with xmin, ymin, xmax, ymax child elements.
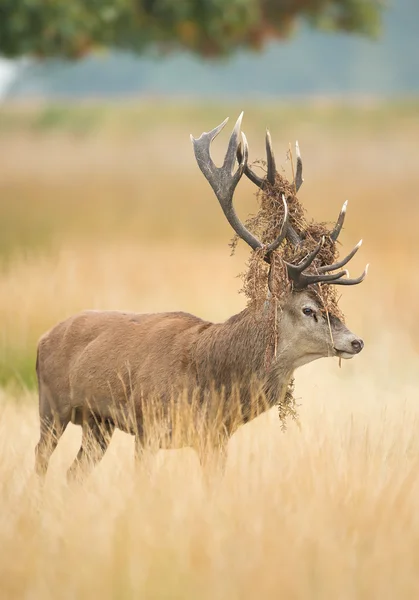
<box><xmin>35</xmin><ymin>113</ymin><xmax>368</xmax><ymax>480</ymax></box>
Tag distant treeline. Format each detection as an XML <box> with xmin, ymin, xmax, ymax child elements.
<box><xmin>4</xmin><ymin>0</ymin><xmax>419</xmax><ymax>98</ymax></box>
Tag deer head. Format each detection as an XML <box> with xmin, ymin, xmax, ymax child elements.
<box><xmin>191</xmin><ymin>112</ymin><xmax>368</xmax><ymax>364</ymax></box>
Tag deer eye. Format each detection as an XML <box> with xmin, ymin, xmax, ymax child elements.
<box><xmin>302</xmin><ymin>307</ymin><xmax>314</xmax><ymax>316</ymax></box>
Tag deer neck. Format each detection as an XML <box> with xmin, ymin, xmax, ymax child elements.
<box><xmin>259</xmin><ymin>302</ymin><xmax>296</xmax><ymax>408</ymax></box>
<box><xmin>193</xmin><ymin>304</ymin><xmax>295</xmax><ymax>409</ymax></box>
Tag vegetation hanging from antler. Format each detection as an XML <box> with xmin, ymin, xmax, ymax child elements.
<box><xmin>234</xmin><ymin>168</ymin><xmax>344</xmax><ymax>320</ymax></box>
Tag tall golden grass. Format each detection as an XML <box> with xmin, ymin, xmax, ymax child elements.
<box><xmin>1</xmin><ymin>100</ymin><xmax>419</xmax><ymax>597</ymax></box>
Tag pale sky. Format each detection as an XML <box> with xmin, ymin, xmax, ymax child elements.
<box><xmin>0</xmin><ymin>59</ymin><xmax>17</xmax><ymax>98</ymax></box>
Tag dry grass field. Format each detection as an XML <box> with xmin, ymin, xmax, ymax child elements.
<box><xmin>0</xmin><ymin>100</ymin><xmax>419</xmax><ymax>598</ymax></box>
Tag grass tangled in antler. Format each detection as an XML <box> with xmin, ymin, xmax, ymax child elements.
<box><xmin>231</xmin><ymin>163</ymin><xmax>346</xmax><ymax>427</ymax></box>
<box><xmin>231</xmin><ymin>170</ymin><xmax>343</xmax><ymax>319</ymax></box>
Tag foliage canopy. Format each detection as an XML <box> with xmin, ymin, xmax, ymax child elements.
<box><xmin>1</xmin><ymin>0</ymin><xmax>383</xmax><ymax>59</ymax></box>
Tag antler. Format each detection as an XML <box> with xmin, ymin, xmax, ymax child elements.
<box><xmin>192</xmin><ymin>112</ymin><xmax>369</xmax><ymax>290</ymax></box>
<box><xmin>285</xmin><ymin>238</ymin><xmax>369</xmax><ymax>291</ymax></box>
<box><xmin>237</xmin><ymin>134</ymin><xmax>302</xmax><ymax>246</ymax></box>
<box><xmin>191</xmin><ymin>114</ymin><xmax>289</xmax><ymax>259</ymax></box>
<box><xmin>237</xmin><ymin>132</ymin><xmax>352</xmax><ymax>248</ymax></box>
<box><xmin>294</xmin><ymin>141</ymin><xmax>303</xmax><ymax>193</ymax></box>
<box><xmin>237</xmin><ymin>134</ymin><xmax>303</xmax><ymax>193</ymax></box>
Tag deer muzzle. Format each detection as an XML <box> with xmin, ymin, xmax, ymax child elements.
<box><xmin>334</xmin><ymin>336</ymin><xmax>364</xmax><ymax>359</ymax></box>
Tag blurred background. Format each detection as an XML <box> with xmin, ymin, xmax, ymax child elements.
<box><xmin>0</xmin><ymin>0</ymin><xmax>418</xmax><ymax>389</ymax></box>
<box><xmin>2</xmin><ymin>5</ymin><xmax>419</xmax><ymax>596</ymax></box>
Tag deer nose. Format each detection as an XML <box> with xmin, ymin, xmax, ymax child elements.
<box><xmin>351</xmin><ymin>338</ymin><xmax>364</xmax><ymax>353</ymax></box>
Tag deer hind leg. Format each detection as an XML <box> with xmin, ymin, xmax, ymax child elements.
<box><xmin>67</xmin><ymin>416</ymin><xmax>115</xmax><ymax>483</ymax></box>
<box><xmin>35</xmin><ymin>406</ymin><xmax>69</xmax><ymax>478</ymax></box>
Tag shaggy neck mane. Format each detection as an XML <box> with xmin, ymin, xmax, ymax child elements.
<box><xmin>192</xmin><ymin>303</ymin><xmax>294</xmax><ymax>418</ymax></box>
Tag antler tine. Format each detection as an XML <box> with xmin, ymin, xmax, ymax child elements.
<box><xmin>191</xmin><ymin>113</ymin><xmax>263</xmax><ymax>252</ymax></box>
<box><xmin>236</xmin><ymin>129</ymin><xmax>277</xmax><ymax>189</ymax></box>
<box><xmin>284</xmin><ymin>240</ymin><xmax>323</xmax><ymax>289</ymax></box>
<box><xmin>285</xmin><ymin>236</ymin><xmax>368</xmax><ymax>290</ymax></box>
<box><xmin>236</xmin><ymin>142</ymin><xmax>265</xmax><ymax>187</ymax></box>
<box><xmin>237</xmin><ymin>133</ymin><xmax>303</xmax><ymax>248</ymax></box>
<box><xmin>330</xmin><ymin>264</ymin><xmax>369</xmax><ymax>286</ymax></box>
<box><xmin>287</xmin><ymin>140</ymin><xmax>303</xmax><ymax>245</ymax></box>
<box><xmin>266</xmin><ymin>130</ymin><xmax>276</xmax><ymax>185</ymax></box>
<box><xmin>288</xmin><ymin>270</ymin><xmax>349</xmax><ymax>290</ymax></box>
<box><xmin>293</xmin><ymin>141</ymin><xmax>304</xmax><ymax>192</ymax></box>
<box><xmin>317</xmin><ymin>240</ymin><xmax>362</xmax><ymax>273</ymax></box>
<box><xmin>330</xmin><ymin>200</ymin><xmax>347</xmax><ymax>241</ymax></box>
<box><xmin>285</xmin><ymin>238</ymin><xmax>324</xmax><ymax>276</ymax></box>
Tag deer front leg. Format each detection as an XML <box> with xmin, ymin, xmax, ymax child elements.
<box><xmin>196</xmin><ymin>435</ymin><xmax>228</xmax><ymax>490</ymax></box>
